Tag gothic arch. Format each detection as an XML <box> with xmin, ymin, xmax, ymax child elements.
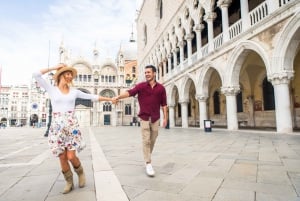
<box><xmin>272</xmin><ymin>11</ymin><xmax>300</xmax><ymax>73</ymax></box>
<box><xmin>196</xmin><ymin>63</ymin><xmax>223</xmax><ymax>96</ymax></box>
<box><xmin>168</xmin><ymin>83</ymin><xmax>180</xmax><ymax>107</ymax></box>
<box><xmin>180</xmin><ymin>75</ymin><xmax>196</xmax><ymax>102</ymax></box>
<box><xmin>71</xmin><ymin>60</ymin><xmax>93</xmax><ymax>71</ymax></box>
<box><xmin>226</xmin><ymin>40</ymin><xmax>271</xmax><ymax>87</ymax></box>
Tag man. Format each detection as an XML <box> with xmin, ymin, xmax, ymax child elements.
<box><xmin>114</xmin><ymin>65</ymin><xmax>168</xmax><ymax>177</ymax></box>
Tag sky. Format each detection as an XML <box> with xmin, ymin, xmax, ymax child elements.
<box><xmin>0</xmin><ymin>0</ymin><xmax>143</xmax><ymax>86</ymax></box>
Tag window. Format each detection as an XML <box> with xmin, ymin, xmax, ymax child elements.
<box><xmin>125</xmin><ymin>104</ymin><xmax>132</xmax><ymax>115</ymax></box>
<box><xmin>103</xmin><ymin>102</ymin><xmax>112</xmax><ymax>112</ymax></box>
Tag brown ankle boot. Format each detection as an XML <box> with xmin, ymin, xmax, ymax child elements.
<box><xmin>62</xmin><ymin>170</ymin><xmax>74</xmax><ymax>194</ymax></box>
<box><xmin>74</xmin><ymin>164</ymin><xmax>86</xmax><ymax>188</ymax></box>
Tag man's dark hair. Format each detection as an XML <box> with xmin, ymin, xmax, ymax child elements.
<box><xmin>145</xmin><ymin>65</ymin><xmax>157</xmax><ymax>72</ymax></box>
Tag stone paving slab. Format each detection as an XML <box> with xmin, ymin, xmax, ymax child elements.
<box><xmin>1</xmin><ymin>127</ymin><xmax>300</xmax><ymax>201</ymax></box>
<box><xmin>92</xmin><ymin>126</ymin><xmax>300</xmax><ymax>201</ymax></box>
<box><xmin>0</xmin><ymin>127</ymin><xmax>97</xmax><ymax>201</ymax></box>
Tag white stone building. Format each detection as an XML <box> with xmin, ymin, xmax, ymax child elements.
<box><xmin>54</xmin><ymin>39</ymin><xmax>139</xmax><ymax>127</ymax></box>
<box><xmin>0</xmin><ymin>84</ymin><xmax>46</xmax><ymax>127</ymax></box>
<box><xmin>136</xmin><ymin>0</ymin><xmax>300</xmax><ymax>133</ymax></box>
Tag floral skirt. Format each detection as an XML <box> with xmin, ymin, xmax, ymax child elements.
<box><xmin>48</xmin><ymin>111</ymin><xmax>86</xmax><ymax>157</ymax></box>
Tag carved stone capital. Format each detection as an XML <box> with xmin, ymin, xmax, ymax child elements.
<box><xmin>221</xmin><ymin>86</ymin><xmax>240</xmax><ymax>96</ymax></box>
<box><xmin>168</xmin><ymin>103</ymin><xmax>176</xmax><ymax>108</ymax></box>
<box><xmin>193</xmin><ymin>24</ymin><xmax>205</xmax><ymax>32</ymax></box>
<box><xmin>204</xmin><ymin>12</ymin><xmax>217</xmax><ymax>22</ymax></box>
<box><xmin>179</xmin><ymin>99</ymin><xmax>189</xmax><ymax>104</ymax></box>
<box><xmin>217</xmin><ymin>0</ymin><xmax>232</xmax><ymax>8</ymax></box>
<box><xmin>195</xmin><ymin>95</ymin><xmax>208</xmax><ymax>101</ymax></box>
<box><xmin>268</xmin><ymin>71</ymin><xmax>294</xmax><ymax>85</ymax></box>
<box><xmin>179</xmin><ymin>40</ymin><xmax>186</xmax><ymax>47</ymax></box>
<box><xmin>185</xmin><ymin>33</ymin><xmax>194</xmax><ymax>41</ymax></box>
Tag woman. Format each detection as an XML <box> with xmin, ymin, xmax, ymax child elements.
<box><xmin>33</xmin><ymin>63</ymin><xmax>116</xmax><ymax>194</ymax></box>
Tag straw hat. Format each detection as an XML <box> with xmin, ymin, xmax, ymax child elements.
<box><xmin>53</xmin><ymin>66</ymin><xmax>77</xmax><ymax>82</ymax></box>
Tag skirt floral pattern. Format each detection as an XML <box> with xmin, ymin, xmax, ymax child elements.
<box><xmin>48</xmin><ymin>111</ymin><xmax>86</xmax><ymax>157</ymax></box>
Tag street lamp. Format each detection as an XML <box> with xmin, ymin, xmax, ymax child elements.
<box><xmin>44</xmin><ymin>72</ymin><xmax>54</xmax><ymax>137</ymax></box>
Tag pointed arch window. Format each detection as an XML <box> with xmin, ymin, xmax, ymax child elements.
<box><xmin>103</xmin><ymin>102</ymin><xmax>112</xmax><ymax>112</ymax></box>
<box><xmin>125</xmin><ymin>104</ymin><xmax>132</xmax><ymax>115</ymax></box>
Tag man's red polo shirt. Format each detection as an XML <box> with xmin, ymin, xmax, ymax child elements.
<box><xmin>128</xmin><ymin>81</ymin><xmax>167</xmax><ymax>123</ymax></box>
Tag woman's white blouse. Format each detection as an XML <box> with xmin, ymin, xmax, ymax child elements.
<box><xmin>33</xmin><ymin>71</ymin><xmax>98</xmax><ymax>113</ymax></box>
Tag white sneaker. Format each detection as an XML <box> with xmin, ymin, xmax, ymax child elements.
<box><xmin>146</xmin><ymin>163</ymin><xmax>155</xmax><ymax>177</ymax></box>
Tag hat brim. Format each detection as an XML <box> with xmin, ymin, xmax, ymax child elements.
<box><xmin>53</xmin><ymin>67</ymin><xmax>77</xmax><ymax>81</ymax></box>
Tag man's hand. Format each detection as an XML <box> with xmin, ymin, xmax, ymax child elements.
<box><xmin>162</xmin><ymin>118</ymin><xmax>168</xmax><ymax>128</ymax></box>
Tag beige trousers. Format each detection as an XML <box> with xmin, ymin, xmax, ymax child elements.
<box><xmin>140</xmin><ymin>119</ymin><xmax>159</xmax><ymax>163</ymax></box>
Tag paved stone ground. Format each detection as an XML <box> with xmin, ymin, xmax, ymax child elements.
<box><xmin>1</xmin><ymin>126</ymin><xmax>300</xmax><ymax>201</ymax></box>
<box><xmin>92</xmin><ymin>127</ymin><xmax>300</xmax><ymax>201</ymax></box>
<box><xmin>0</xmin><ymin>127</ymin><xmax>97</xmax><ymax>201</ymax></box>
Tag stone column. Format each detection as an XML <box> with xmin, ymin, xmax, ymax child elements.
<box><xmin>168</xmin><ymin>104</ymin><xmax>175</xmax><ymax>128</ymax></box>
<box><xmin>221</xmin><ymin>86</ymin><xmax>240</xmax><ymax>130</ymax></box>
<box><xmin>93</xmin><ymin>101</ymin><xmax>98</xmax><ymax>126</ymax></box>
<box><xmin>196</xmin><ymin>95</ymin><xmax>208</xmax><ymax>129</ymax></box>
<box><xmin>218</xmin><ymin>0</ymin><xmax>231</xmax><ymax>42</ymax></box>
<box><xmin>172</xmin><ymin>49</ymin><xmax>178</xmax><ymax>70</ymax></box>
<box><xmin>179</xmin><ymin>41</ymin><xmax>185</xmax><ymax>65</ymax></box>
<box><xmin>194</xmin><ymin>23</ymin><xmax>204</xmax><ymax>59</ymax></box>
<box><xmin>185</xmin><ymin>34</ymin><xmax>193</xmax><ymax>64</ymax></box>
<box><xmin>269</xmin><ymin>73</ymin><xmax>293</xmax><ymax>133</ymax></box>
<box><xmin>240</xmin><ymin>0</ymin><xmax>250</xmax><ymax>30</ymax></box>
<box><xmin>167</xmin><ymin>54</ymin><xmax>172</xmax><ymax>74</ymax></box>
<box><xmin>204</xmin><ymin>11</ymin><xmax>216</xmax><ymax>52</ymax></box>
<box><xmin>179</xmin><ymin>100</ymin><xmax>189</xmax><ymax>128</ymax></box>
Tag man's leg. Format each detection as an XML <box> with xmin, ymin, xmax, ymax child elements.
<box><xmin>140</xmin><ymin>120</ymin><xmax>151</xmax><ymax>163</ymax></box>
<box><xmin>149</xmin><ymin>120</ymin><xmax>159</xmax><ymax>153</ymax></box>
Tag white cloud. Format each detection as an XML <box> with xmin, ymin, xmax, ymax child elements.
<box><xmin>0</xmin><ymin>0</ymin><xmax>142</xmax><ymax>86</ymax></box>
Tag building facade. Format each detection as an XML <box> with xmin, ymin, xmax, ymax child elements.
<box><xmin>56</xmin><ymin>40</ymin><xmax>139</xmax><ymax>127</ymax></box>
<box><xmin>136</xmin><ymin>0</ymin><xmax>300</xmax><ymax>133</ymax></box>
<box><xmin>0</xmin><ymin>84</ymin><xmax>47</xmax><ymax>127</ymax></box>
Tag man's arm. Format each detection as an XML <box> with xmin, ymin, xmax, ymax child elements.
<box><xmin>114</xmin><ymin>91</ymin><xmax>130</xmax><ymax>101</ymax></box>
<box><xmin>162</xmin><ymin>105</ymin><xmax>168</xmax><ymax>128</ymax></box>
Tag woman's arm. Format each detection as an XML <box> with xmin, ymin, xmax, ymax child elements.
<box><xmin>39</xmin><ymin>63</ymin><xmax>65</xmax><ymax>75</ymax></box>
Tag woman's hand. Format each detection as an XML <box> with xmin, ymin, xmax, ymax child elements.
<box><xmin>55</xmin><ymin>63</ymin><xmax>66</xmax><ymax>70</ymax></box>
<box><xmin>111</xmin><ymin>97</ymin><xmax>118</xmax><ymax>105</ymax></box>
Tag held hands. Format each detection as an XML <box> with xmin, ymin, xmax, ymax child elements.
<box><xmin>111</xmin><ymin>96</ymin><xmax>119</xmax><ymax>105</ymax></box>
